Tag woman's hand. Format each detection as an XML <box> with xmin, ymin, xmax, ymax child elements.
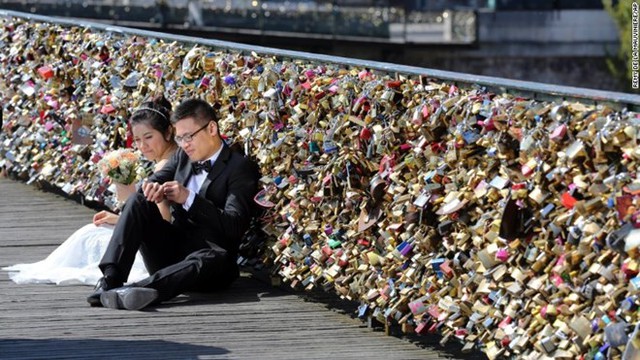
<box><xmin>142</xmin><ymin>180</ymin><xmax>166</xmax><ymax>203</ymax></box>
<box><xmin>93</xmin><ymin>211</ymin><xmax>119</xmax><ymax>226</ymax></box>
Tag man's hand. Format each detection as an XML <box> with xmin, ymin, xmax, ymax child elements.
<box><xmin>162</xmin><ymin>181</ymin><xmax>190</xmax><ymax>204</ymax></box>
<box><xmin>142</xmin><ymin>181</ymin><xmax>166</xmax><ymax>203</ymax></box>
<box><xmin>93</xmin><ymin>210</ymin><xmax>119</xmax><ymax>226</ymax></box>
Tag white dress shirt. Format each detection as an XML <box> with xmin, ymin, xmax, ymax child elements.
<box><xmin>182</xmin><ymin>146</ymin><xmax>223</xmax><ymax>210</ymax></box>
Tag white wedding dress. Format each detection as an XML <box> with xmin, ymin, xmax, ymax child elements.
<box><xmin>2</xmin><ymin>223</ymin><xmax>149</xmax><ymax>286</ymax></box>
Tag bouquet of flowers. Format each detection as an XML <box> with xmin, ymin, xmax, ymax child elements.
<box><xmin>97</xmin><ymin>149</ymin><xmax>145</xmax><ymax>185</ymax></box>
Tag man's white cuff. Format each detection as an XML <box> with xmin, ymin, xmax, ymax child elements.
<box><xmin>182</xmin><ymin>189</ymin><xmax>196</xmax><ymax>210</ymax></box>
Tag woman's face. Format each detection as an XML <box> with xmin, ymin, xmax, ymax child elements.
<box><xmin>131</xmin><ymin>122</ymin><xmax>172</xmax><ymax>162</ymax></box>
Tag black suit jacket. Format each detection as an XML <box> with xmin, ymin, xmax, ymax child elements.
<box><xmin>147</xmin><ymin>143</ymin><xmax>260</xmax><ymax>255</ymax></box>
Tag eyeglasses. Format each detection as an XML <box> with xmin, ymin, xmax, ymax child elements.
<box><xmin>174</xmin><ymin>122</ymin><xmax>210</xmax><ymax>144</ymax></box>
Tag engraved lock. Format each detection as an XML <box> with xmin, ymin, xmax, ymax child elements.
<box><xmin>181</xmin><ymin>46</ymin><xmax>203</xmax><ymax>81</ymax></box>
<box><xmin>549</xmin><ymin>105</ymin><xmax>570</xmax><ymax>122</ymax></box>
<box><xmin>380</xmin><ymin>89</ymin><xmax>394</xmax><ymax>103</ymax></box>
<box><xmin>375</xmin><ymin>136</ymin><xmax>388</xmax><ymax>155</ymax></box>
<box><xmin>319</xmin><ymin>98</ymin><xmax>330</xmax><ymax>111</ymax></box>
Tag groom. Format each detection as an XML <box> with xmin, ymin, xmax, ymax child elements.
<box><xmin>88</xmin><ymin>98</ymin><xmax>260</xmax><ymax>310</ymax></box>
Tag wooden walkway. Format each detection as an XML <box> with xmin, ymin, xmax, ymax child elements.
<box><xmin>0</xmin><ymin>178</ymin><xmax>482</xmax><ymax>360</ymax></box>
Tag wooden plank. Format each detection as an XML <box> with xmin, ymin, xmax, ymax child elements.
<box><xmin>0</xmin><ymin>179</ymin><xmax>482</xmax><ymax>360</ymax></box>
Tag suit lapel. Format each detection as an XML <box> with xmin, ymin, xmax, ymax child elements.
<box><xmin>175</xmin><ymin>151</ymin><xmax>193</xmax><ymax>187</ymax></box>
<box><xmin>198</xmin><ymin>145</ymin><xmax>231</xmax><ymax>197</ymax></box>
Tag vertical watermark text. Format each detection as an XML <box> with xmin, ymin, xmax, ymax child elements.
<box><xmin>632</xmin><ymin>2</ymin><xmax>639</xmax><ymax>89</ymax></box>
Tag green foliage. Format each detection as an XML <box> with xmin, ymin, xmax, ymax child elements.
<box><xmin>603</xmin><ymin>0</ymin><xmax>635</xmax><ymax>91</ymax></box>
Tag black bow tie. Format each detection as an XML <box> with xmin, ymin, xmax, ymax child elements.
<box><xmin>191</xmin><ymin>160</ymin><xmax>213</xmax><ymax>174</ymax></box>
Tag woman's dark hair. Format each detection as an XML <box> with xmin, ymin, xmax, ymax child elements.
<box><xmin>171</xmin><ymin>98</ymin><xmax>217</xmax><ymax>126</ymax></box>
<box><xmin>129</xmin><ymin>95</ymin><xmax>173</xmax><ymax>140</ymax></box>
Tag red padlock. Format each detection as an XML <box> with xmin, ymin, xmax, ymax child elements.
<box><xmin>500</xmin><ymin>336</ymin><xmax>511</xmax><ymax>347</ymax></box>
<box><xmin>359</xmin><ymin>127</ymin><xmax>372</xmax><ymax>141</ymax></box>
<box><xmin>37</xmin><ymin>65</ymin><xmax>54</xmax><ymax>80</ymax></box>
<box><xmin>357</xmin><ymin>238</ymin><xmax>370</xmax><ymax>247</ymax></box>
<box><xmin>561</xmin><ymin>192</ymin><xmax>577</xmax><ymax>209</ymax></box>
<box><xmin>386</xmin><ymin>80</ymin><xmax>402</xmax><ymax>88</ymax></box>
<box><xmin>100</xmin><ymin>104</ymin><xmax>116</xmax><ymax>114</ymax></box>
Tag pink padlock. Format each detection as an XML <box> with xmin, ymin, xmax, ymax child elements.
<box><xmin>408</xmin><ymin>300</ymin><xmax>426</xmax><ymax>315</ymax></box>
<box><xmin>549</xmin><ymin>124</ymin><xmax>567</xmax><ymax>141</ymax></box>
<box><xmin>496</xmin><ymin>248</ymin><xmax>509</xmax><ymax>262</ymax></box>
<box><xmin>551</xmin><ymin>273</ymin><xmax>564</xmax><ymax>287</ymax></box>
<box><xmin>521</xmin><ymin>164</ymin><xmax>534</xmax><ymax>176</ymax></box>
<box><xmin>357</xmin><ymin>69</ymin><xmax>370</xmax><ymax>80</ymax></box>
<box><xmin>44</xmin><ymin>121</ymin><xmax>55</xmax><ymax>131</ymax></box>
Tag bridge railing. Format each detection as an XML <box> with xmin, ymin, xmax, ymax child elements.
<box><xmin>0</xmin><ymin>9</ymin><xmax>635</xmax><ymax>109</ymax></box>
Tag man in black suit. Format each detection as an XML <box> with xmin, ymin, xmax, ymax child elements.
<box><xmin>88</xmin><ymin>98</ymin><xmax>259</xmax><ymax>310</ymax></box>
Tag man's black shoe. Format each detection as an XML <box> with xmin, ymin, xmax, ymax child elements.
<box><xmin>100</xmin><ymin>287</ymin><xmax>159</xmax><ymax>310</ymax></box>
<box><xmin>87</xmin><ymin>276</ymin><xmax>123</xmax><ymax>307</ymax></box>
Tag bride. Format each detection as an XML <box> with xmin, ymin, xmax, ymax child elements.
<box><xmin>3</xmin><ymin>96</ymin><xmax>178</xmax><ymax>286</ymax></box>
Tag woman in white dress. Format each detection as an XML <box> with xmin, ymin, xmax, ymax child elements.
<box><xmin>3</xmin><ymin>96</ymin><xmax>178</xmax><ymax>286</ymax></box>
